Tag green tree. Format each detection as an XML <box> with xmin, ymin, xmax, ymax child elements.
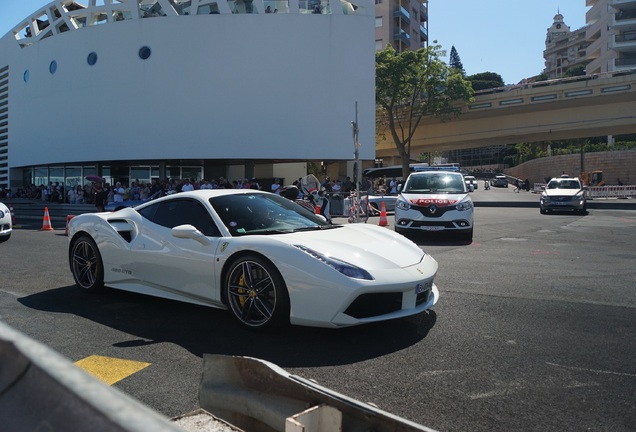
<box><xmin>376</xmin><ymin>44</ymin><xmax>474</xmax><ymax>178</ymax></box>
<box><xmin>449</xmin><ymin>45</ymin><xmax>464</xmax><ymax>75</ymax></box>
<box><xmin>564</xmin><ymin>65</ymin><xmax>586</xmax><ymax>77</ymax></box>
<box><xmin>467</xmin><ymin>72</ymin><xmax>505</xmax><ymax>91</ymax></box>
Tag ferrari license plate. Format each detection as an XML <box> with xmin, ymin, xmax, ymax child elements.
<box><xmin>422</xmin><ymin>226</ymin><xmax>444</xmax><ymax>231</ymax></box>
<box><xmin>416</xmin><ymin>280</ymin><xmax>432</xmax><ymax>294</ymax></box>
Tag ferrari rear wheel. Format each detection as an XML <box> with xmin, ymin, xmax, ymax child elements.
<box><xmin>70</xmin><ymin>235</ymin><xmax>104</xmax><ymax>291</ymax></box>
<box><xmin>225</xmin><ymin>255</ymin><xmax>289</xmax><ymax>330</ymax></box>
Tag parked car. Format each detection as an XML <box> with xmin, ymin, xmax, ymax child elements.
<box><xmin>0</xmin><ymin>201</ymin><xmax>12</xmax><ymax>243</ymax></box>
<box><xmin>491</xmin><ymin>175</ymin><xmax>509</xmax><ymax>187</ymax></box>
<box><xmin>394</xmin><ymin>170</ymin><xmax>474</xmax><ymax>241</ymax></box>
<box><xmin>540</xmin><ymin>177</ymin><xmax>587</xmax><ymax>214</ymax></box>
<box><xmin>68</xmin><ymin>189</ymin><xmax>439</xmax><ymax>330</ymax></box>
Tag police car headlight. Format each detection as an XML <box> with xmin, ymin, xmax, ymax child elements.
<box><xmin>455</xmin><ymin>199</ymin><xmax>473</xmax><ymax>211</ymax></box>
<box><xmin>396</xmin><ymin>198</ymin><xmax>411</xmax><ymax>211</ymax></box>
<box><xmin>541</xmin><ymin>193</ymin><xmax>550</xmax><ymax>202</ymax></box>
<box><xmin>573</xmin><ymin>191</ymin><xmax>585</xmax><ymax>200</ymax></box>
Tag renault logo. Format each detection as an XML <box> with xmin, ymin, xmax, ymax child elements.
<box><xmin>427</xmin><ymin>204</ymin><xmax>438</xmax><ymax>214</ymax></box>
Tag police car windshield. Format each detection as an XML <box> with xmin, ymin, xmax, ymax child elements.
<box><xmin>404</xmin><ymin>173</ymin><xmax>465</xmax><ymax>193</ymax></box>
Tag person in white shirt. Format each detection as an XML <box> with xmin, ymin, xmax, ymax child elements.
<box><xmin>271</xmin><ymin>178</ymin><xmax>281</xmax><ymax>195</ymax></box>
<box><xmin>113</xmin><ymin>182</ymin><xmax>125</xmax><ymax>202</ymax></box>
<box><xmin>181</xmin><ymin>178</ymin><xmax>195</xmax><ymax>192</ymax></box>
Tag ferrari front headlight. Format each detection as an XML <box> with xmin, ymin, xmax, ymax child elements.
<box><xmin>294</xmin><ymin>245</ymin><xmax>374</xmax><ymax>280</ymax></box>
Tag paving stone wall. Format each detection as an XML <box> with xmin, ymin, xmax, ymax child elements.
<box><xmin>504</xmin><ymin>150</ymin><xmax>636</xmax><ymax>185</ymax></box>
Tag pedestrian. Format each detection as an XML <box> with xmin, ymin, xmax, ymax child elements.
<box><xmin>92</xmin><ymin>181</ymin><xmax>106</xmax><ymax>212</ymax></box>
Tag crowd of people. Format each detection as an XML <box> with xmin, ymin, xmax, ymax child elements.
<box><xmin>11</xmin><ymin>176</ymin><xmax>266</xmax><ymax>206</ymax></box>
<box><xmin>7</xmin><ymin>173</ymin><xmax>400</xmax><ymax>209</ymax></box>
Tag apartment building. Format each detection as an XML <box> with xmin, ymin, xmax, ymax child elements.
<box><xmin>545</xmin><ymin>0</ymin><xmax>636</xmax><ymax>78</ymax></box>
<box><xmin>544</xmin><ymin>12</ymin><xmax>590</xmax><ymax>79</ymax></box>
<box><xmin>589</xmin><ymin>0</ymin><xmax>636</xmax><ymax>73</ymax></box>
<box><xmin>374</xmin><ymin>0</ymin><xmax>428</xmax><ymax>52</ymax></box>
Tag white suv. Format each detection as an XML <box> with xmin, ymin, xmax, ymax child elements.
<box><xmin>540</xmin><ymin>177</ymin><xmax>587</xmax><ymax>214</ymax></box>
<box><xmin>394</xmin><ymin>171</ymin><xmax>474</xmax><ymax>241</ymax></box>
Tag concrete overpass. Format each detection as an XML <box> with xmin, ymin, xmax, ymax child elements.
<box><xmin>375</xmin><ymin>70</ymin><xmax>636</xmax><ymax>159</ymax></box>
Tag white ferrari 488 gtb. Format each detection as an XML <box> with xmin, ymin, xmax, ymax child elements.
<box><xmin>68</xmin><ymin>189</ymin><xmax>439</xmax><ymax>330</ymax></box>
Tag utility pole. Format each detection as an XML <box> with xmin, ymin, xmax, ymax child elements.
<box><xmin>352</xmin><ymin>102</ymin><xmax>361</xmax><ymax>223</ymax></box>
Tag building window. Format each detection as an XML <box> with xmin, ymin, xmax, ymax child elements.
<box><xmin>49</xmin><ymin>60</ymin><xmax>57</xmax><ymax>74</ymax></box>
<box><xmin>87</xmin><ymin>52</ymin><xmax>98</xmax><ymax>66</ymax></box>
<box><xmin>139</xmin><ymin>46</ymin><xmax>152</xmax><ymax>60</ymax></box>
<box><xmin>375</xmin><ymin>39</ymin><xmax>383</xmax><ymax>51</ymax></box>
<box><xmin>375</xmin><ymin>0</ymin><xmax>382</xmax><ymax>4</ymax></box>
<box><xmin>375</xmin><ymin>16</ymin><xmax>382</xmax><ymax>27</ymax></box>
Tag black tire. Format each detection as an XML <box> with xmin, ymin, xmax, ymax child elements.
<box><xmin>224</xmin><ymin>255</ymin><xmax>290</xmax><ymax>330</ymax></box>
<box><xmin>540</xmin><ymin>208</ymin><xmax>547</xmax><ymax>214</ymax></box>
<box><xmin>70</xmin><ymin>235</ymin><xmax>104</xmax><ymax>291</ymax></box>
<box><xmin>0</xmin><ymin>233</ymin><xmax>10</xmax><ymax>243</ymax></box>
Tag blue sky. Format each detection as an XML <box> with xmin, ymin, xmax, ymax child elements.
<box><xmin>1</xmin><ymin>0</ymin><xmax>588</xmax><ymax>84</ymax></box>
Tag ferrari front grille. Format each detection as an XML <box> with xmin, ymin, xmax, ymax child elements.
<box><xmin>344</xmin><ymin>292</ymin><xmax>402</xmax><ymax>319</ymax></box>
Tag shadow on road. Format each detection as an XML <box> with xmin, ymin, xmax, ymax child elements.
<box><xmin>17</xmin><ymin>285</ymin><xmax>437</xmax><ymax>368</ymax></box>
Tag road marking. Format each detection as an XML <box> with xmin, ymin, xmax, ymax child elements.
<box><xmin>74</xmin><ymin>355</ymin><xmax>151</xmax><ymax>385</ymax></box>
<box><xmin>546</xmin><ymin>362</ymin><xmax>636</xmax><ymax>378</ymax></box>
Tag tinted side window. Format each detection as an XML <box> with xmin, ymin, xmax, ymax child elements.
<box><xmin>138</xmin><ymin>199</ymin><xmax>220</xmax><ymax>236</ymax></box>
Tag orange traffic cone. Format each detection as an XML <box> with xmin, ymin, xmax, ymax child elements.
<box><xmin>9</xmin><ymin>206</ymin><xmax>20</xmax><ymax>229</ymax></box>
<box><xmin>378</xmin><ymin>201</ymin><xmax>388</xmax><ymax>227</ymax></box>
<box><xmin>65</xmin><ymin>215</ymin><xmax>76</xmax><ymax>236</ymax></box>
<box><xmin>41</xmin><ymin>207</ymin><xmax>54</xmax><ymax>231</ymax></box>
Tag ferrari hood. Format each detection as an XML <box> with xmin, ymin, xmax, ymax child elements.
<box><xmin>277</xmin><ymin>224</ymin><xmax>426</xmax><ymax>269</ymax></box>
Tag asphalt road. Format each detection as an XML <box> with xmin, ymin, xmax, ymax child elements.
<box><xmin>1</xmin><ymin>188</ymin><xmax>635</xmax><ymax>431</ymax></box>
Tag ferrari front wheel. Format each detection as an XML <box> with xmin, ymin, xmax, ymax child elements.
<box><xmin>225</xmin><ymin>255</ymin><xmax>290</xmax><ymax>330</ymax></box>
<box><xmin>70</xmin><ymin>235</ymin><xmax>104</xmax><ymax>291</ymax></box>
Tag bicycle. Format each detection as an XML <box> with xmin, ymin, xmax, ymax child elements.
<box><xmin>347</xmin><ymin>192</ymin><xmax>379</xmax><ymax>223</ymax></box>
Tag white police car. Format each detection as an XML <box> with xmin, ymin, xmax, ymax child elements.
<box><xmin>0</xmin><ymin>201</ymin><xmax>13</xmax><ymax>243</ymax></box>
<box><xmin>394</xmin><ymin>170</ymin><xmax>474</xmax><ymax>242</ymax></box>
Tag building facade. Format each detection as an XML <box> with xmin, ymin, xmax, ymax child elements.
<box><xmin>374</xmin><ymin>0</ymin><xmax>428</xmax><ymax>52</ymax></box>
<box><xmin>0</xmin><ymin>0</ymin><xmax>376</xmax><ymax>192</ymax></box>
<box><xmin>544</xmin><ymin>12</ymin><xmax>590</xmax><ymax>79</ymax></box>
<box><xmin>545</xmin><ymin>1</ymin><xmax>636</xmax><ymax>78</ymax></box>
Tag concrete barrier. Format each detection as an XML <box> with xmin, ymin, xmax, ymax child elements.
<box><xmin>0</xmin><ymin>321</ymin><xmax>183</xmax><ymax>432</ymax></box>
<box><xmin>199</xmin><ymin>354</ymin><xmax>438</xmax><ymax>432</ymax></box>
<box><xmin>587</xmin><ymin>185</ymin><xmax>636</xmax><ymax>199</ymax></box>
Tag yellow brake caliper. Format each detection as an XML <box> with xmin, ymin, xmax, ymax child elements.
<box><xmin>238</xmin><ymin>274</ymin><xmax>247</xmax><ymax>307</ymax></box>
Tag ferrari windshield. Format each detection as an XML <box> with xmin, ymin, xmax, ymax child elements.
<box><xmin>210</xmin><ymin>192</ymin><xmax>333</xmax><ymax>236</ymax></box>
<box><xmin>403</xmin><ymin>172</ymin><xmax>466</xmax><ymax>194</ymax></box>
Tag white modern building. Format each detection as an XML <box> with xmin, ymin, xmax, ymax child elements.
<box><xmin>0</xmin><ymin>0</ymin><xmax>376</xmax><ymax>191</ymax></box>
